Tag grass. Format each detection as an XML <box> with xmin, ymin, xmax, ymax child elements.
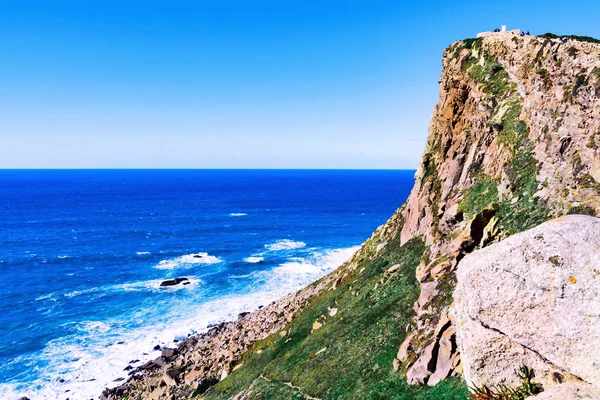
<box><xmin>468</xmin><ymin>53</ymin><xmax>515</xmax><ymax>97</ymax></box>
<box><xmin>200</xmin><ymin>234</ymin><xmax>468</xmax><ymax>399</ymax></box>
<box><xmin>458</xmin><ymin>177</ymin><xmax>499</xmax><ymax>219</ymax></box>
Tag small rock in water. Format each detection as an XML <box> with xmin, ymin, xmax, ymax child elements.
<box><xmin>193</xmin><ymin>254</ymin><xmax>204</xmax><ymax>259</ymax></box>
<box><xmin>159</xmin><ymin>277</ymin><xmax>189</xmax><ymax>287</ymax></box>
<box><xmin>128</xmin><ymin>359</ymin><xmax>139</xmax><ymax>364</ymax></box>
<box><xmin>153</xmin><ymin>344</ymin><xmax>161</xmax><ymax>351</ymax></box>
<box><xmin>124</xmin><ymin>365</ymin><xmax>133</xmax><ymax>371</ymax></box>
<box><xmin>113</xmin><ymin>377</ymin><xmax>125</xmax><ymax>382</ymax></box>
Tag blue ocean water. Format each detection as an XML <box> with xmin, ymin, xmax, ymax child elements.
<box><xmin>0</xmin><ymin>169</ymin><xmax>414</xmax><ymax>399</ymax></box>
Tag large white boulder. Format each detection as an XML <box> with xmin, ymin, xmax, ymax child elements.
<box><xmin>454</xmin><ymin>215</ymin><xmax>600</xmax><ymax>395</ymax></box>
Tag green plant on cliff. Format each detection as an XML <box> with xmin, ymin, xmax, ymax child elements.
<box><xmin>459</xmin><ymin>176</ymin><xmax>499</xmax><ymax>219</ymax></box>
<box><xmin>468</xmin><ymin>53</ymin><xmax>514</xmax><ymax>97</ymax></box>
<box><xmin>469</xmin><ymin>366</ymin><xmax>543</xmax><ymax>400</ymax></box>
<box><xmin>496</xmin><ymin>100</ymin><xmax>550</xmax><ymax>234</ymax></box>
<box><xmin>538</xmin><ymin>33</ymin><xmax>600</xmax><ymax>45</ymax></box>
<box><xmin>199</xmin><ymin>234</ymin><xmax>468</xmax><ymax>399</ymax></box>
<box><xmin>462</xmin><ymin>51</ymin><xmax>550</xmax><ymax>236</ymax></box>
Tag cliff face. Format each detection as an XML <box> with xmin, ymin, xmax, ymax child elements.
<box><xmin>102</xmin><ymin>33</ymin><xmax>600</xmax><ymax>400</ymax></box>
<box><xmin>397</xmin><ymin>33</ymin><xmax>600</xmax><ymax>385</ymax></box>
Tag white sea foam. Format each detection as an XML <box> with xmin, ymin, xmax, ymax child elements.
<box><xmin>136</xmin><ymin>251</ymin><xmax>150</xmax><ymax>255</ymax></box>
<box><xmin>0</xmin><ymin>246</ymin><xmax>358</xmax><ymax>400</ymax></box>
<box><xmin>57</xmin><ymin>255</ymin><xmax>69</xmax><ymax>259</ymax></box>
<box><xmin>154</xmin><ymin>253</ymin><xmax>222</xmax><ymax>270</ymax></box>
<box><xmin>45</xmin><ymin>277</ymin><xmax>203</xmax><ymax>301</ymax></box>
<box><xmin>229</xmin><ymin>213</ymin><xmax>247</xmax><ymax>217</ymax></box>
<box><xmin>243</xmin><ymin>256</ymin><xmax>264</xmax><ymax>263</ymax></box>
<box><xmin>265</xmin><ymin>239</ymin><xmax>306</xmax><ymax>251</ymax></box>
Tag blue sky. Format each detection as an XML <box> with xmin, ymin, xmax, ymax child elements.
<box><xmin>2</xmin><ymin>1</ymin><xmax>599</xmax><ymax>168</ymax></box>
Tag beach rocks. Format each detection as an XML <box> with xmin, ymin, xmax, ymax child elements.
<box><xmin>161</xmin><ymin>348</ymin><xmax>177</xmax><ymax>358</ymax></box>
<box><xmin>454</xmin><ymin>215</ymin><xmax>600</xmax><ymax>392</ymax></box>
<box><xmin>159</xmin><ymin>277</ymin><xmax>189</xmax><ymax>287</ymax></box>
<box><xmin>99</xmin><ymin>255</ymin><xmax>356</xmax><ymax>400</ymax></box>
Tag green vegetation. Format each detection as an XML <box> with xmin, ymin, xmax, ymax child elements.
<box><xmin>535</xmin><ymin>68</ymin><xmax>551</xmax><ymax>87</ymax></box>
<box><xmin>461</xmin><ymin>52</ymin><xmax>550</xmax><ymax>236</ymax></box>
<box><xmin>567</xmin><ymin>204</ymin><xmax>597</xmax><ymax>216</ymax></box>
<box><xmin>469</xmin><ymin>366</ymin><xmax>543</xmax><ymax>400</ymax></box>
<box><xmin>463</xmin><ymin>37</ymin><xmax>482</xmax><ymax>50</ymax></box>
<box><xmin>496</xmin><ymin>101</ymin><xmax>550</xmax><ymax>234</ymax></box>
<box><xmin>538</xmin><ymin>33</ymin><xmax>600</xmax><ymax>45</ymax></box>
<box><xmin>468</xmin><ymin>54</ymin><xmax>515</xmax><ymax>97</ymax></box>
<box><xmin>200</xmin><ymin>235</ymin><xmax>468</xmax><ymax>399</ymax></box>
<box><xmin>572</xmin><ymin>73</ymin><xmax>588</xmax><ymax>97</ymax></box>
<box><xmin>459</xmin><ymin>177</ymin><xmax>499</xmax><ymax>219</ymax></box>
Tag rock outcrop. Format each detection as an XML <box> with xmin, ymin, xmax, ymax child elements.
<box><xmin>454</xmin><ymin>215</ymin><xmax>600</xmax><ymax>396</ymax></box>
<box><xmin>159</xmin><ymin>277</ymin><xmax>190</xmax><ymax>287</ymax></box>
<box><xmin>396</xmin><ymin>33</ymin><xmax>600</xmax><ymax>384</ymax></box>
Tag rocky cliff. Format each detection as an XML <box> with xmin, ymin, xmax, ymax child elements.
<box><xmin>101</xmin><ymin>33</ymin><xmax>600</xmax><ymax>399</ymax></box>
<box><xmin>397</xmin><ymin>32</ymin><xmax>600</xmax><ymax>386</ymax></box>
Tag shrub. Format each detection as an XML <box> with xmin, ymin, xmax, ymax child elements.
<box><xmin>572</xmin><ymin>74</ymin><xmax>588</xmax><ymax>97</ymax></box>
<box><xmin>567</xmin><ymin>204</ymin><xmax>597</xmax><ymax>216</ymax></box>
<box><xmin>470</xmin><ymin>366</ymin><xmax>543</xmax><ymax>400</ymax></box>
<box><xmin>538</xmin><ymin>33</ymin><xmax>600</xmax><ymax>45</ymax></box>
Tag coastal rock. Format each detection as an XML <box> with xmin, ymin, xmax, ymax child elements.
<box><xmin>454</xmin><ymin>215</ymin><xmax>600</xmax><ymax>391</ymax></box>
<box><xmin>161</xmin><ymin>348</ymin><xmax>177</xmax><ymax>358</ymax></box>
<box><xmin>159</xmin><ymin>277</ymin><xmax>189</xmax><ymax>287</ymax></box>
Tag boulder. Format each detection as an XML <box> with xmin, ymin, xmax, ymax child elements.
<box><xmin>529</xmin><ymin>382</ymin><xmax>600</xmax><ymax>399</ymax></box>
<box><xmin>159</xmin><ymin>277</ymin><xmax>189</xmax><ymax>287</ymax></box>
<box><xmin>454</xmin><ymin>215</ymin><xmax>600</xmax><ymax>392</ymax></box>
<box><xmin>161</xmin><ymin>348</ymin><xmax>177</xmax><ymax>358</ymax></box>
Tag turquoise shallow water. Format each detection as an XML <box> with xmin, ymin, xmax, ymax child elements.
<box><xmin>0</xmin><ymin>169</ymin><xmax>414</xmax><ymax>399</ymax></box>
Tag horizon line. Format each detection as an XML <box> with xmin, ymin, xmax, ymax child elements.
<box><xmin>0</xmin><ymin>167</ymin><xmax>417</xmax><ymax>171</ymax></box>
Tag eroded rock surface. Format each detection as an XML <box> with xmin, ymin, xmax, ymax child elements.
<box><xmin>454</xmin><ymin>215</ymin><xmax>600</xmax><ymax>393</ymax></box>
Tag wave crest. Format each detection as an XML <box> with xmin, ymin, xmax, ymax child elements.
<box><xmin>243</xmin><ymin>256</ymin><xmax>264</xmax><ymax>263</ymax></box>
<box><xmin>265</xmin><ymin>239</ymin><xmax>306</xmax><ymax>251</ymax></box>
<box><xmin>154</xmin><ymin>253</ymin><xmax>222</xmax><ymax>270</ymax></box>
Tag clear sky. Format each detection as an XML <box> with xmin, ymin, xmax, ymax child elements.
<box><xmin>2</xmin><ymin>1</ymin><xmax>599</xmax><ymax>169</ymax></box>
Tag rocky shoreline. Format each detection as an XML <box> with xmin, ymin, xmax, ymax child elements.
<box><xmin>100</xmin><ymin>247</ymin><xmax>363</xmax><ymax>400</ymax></box>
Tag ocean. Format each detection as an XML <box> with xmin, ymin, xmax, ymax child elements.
<box><xmin>0</xmin><ymin>169</ymin><xmax>415</xmax><ymax>399</ymax></box>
